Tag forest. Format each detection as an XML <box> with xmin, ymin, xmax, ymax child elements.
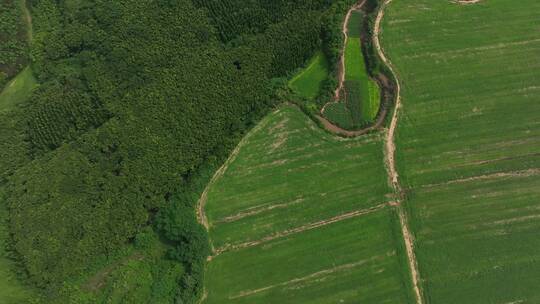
<box><xmin>0</xmin><ymin>0</ymin><xmax>359</xmax><ymax>302</ymax></box>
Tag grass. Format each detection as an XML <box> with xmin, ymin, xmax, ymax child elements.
<box><xmin>202</xmin><ymin>105</ymin><xmax>414</xmax><ymax>303</ymax></box>
<box><xmin>288</xmin><ymin>51</ymin><xmax>329</xmax><ymax>100</ymax></box>
<box><xmin>0</xmin><ymin>66</ymin><xmax>37</xmax><ymax>113</ymax></box>
<box><xmin>381</xmin><ymin>0</ymin><xmax>540</xmax><ymax>302</ymax></box>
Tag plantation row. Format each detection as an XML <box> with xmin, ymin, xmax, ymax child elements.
<box><xmin>27</xmin><ymin>82</ymin><xmax>109</xmax><ymax>153</ymax></box>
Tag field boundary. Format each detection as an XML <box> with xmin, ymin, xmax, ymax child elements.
<box><xmin>213</xmin><ymin>203</ymin><xmax>389</xmax><ymax>256</ymax></box>
<box><xmin>374</xmin><ymin>0</ymin><xmax>425</xmax><ymax>303</ymax></box>
<box><xmin>196</xmin><ymin>111</ymin><xmax>276</xmax><ymax>231</ymax></box>
<box><xmin>452</xmin><ymin>0</ymin><xmax>483</xmax><ymax>4</ymax></box>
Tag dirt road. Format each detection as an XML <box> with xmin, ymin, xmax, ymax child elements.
<box><xmin>374</xmin><ymin>1</ymin><xmax>424</xmax><ymax>303</ymax></box>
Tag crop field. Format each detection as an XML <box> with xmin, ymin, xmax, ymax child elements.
<box><xmin>329</xmin><ymin>10</ymin><xmax>380</xmax><ymax>128</ymax></box>
<box><xmin>381</xmin><ymin>0</ymin><xmax>540</xmax><ymax>302</ymax></box>
<box><xmin>0</xmin><ymin>67</ymin><xmax>37</xmax><ymax>113</ymax></box>
<box><xmin>202</xmin><ymin>105</ymin><xmax>415</xmax><ymax>303</ymax></box>
<box><xmin>288</xmin><ymin>51</ymin><xmax>329</xmax><ymax>100</ymax></box>
<box><xmin>323</xmin><ymin>102</ymin><xmax>354</xmax><ymax>129</ymax></box>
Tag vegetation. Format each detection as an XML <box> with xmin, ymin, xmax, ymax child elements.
<box><xmin>341</xmin><ymin>12</ymin><xmax>380</xmax><ymax>125</ymax></box>
<box><xmin>203</xmin><ymin>106</ymin><xmax>415</xmax><ymax>303</ymax></box>
<box><xmin>0</xmin><ymin>0</ymin><xmax>29</xmax><ymax>88</ymax></box>
<box><xmin>320</xmin><ymin>9</ymin><xmax>381</xmax><ymax>129</ymax></box>
<box><xmin>382</xmin><ymin>0</ymin><xmax>540</xmax><ymax>302</ymax></box>
<box><xmin>288</xmin><ymin>51</ymin><xmax>329</xmax><ymax>100</ymax></box>
<box><xmin>0</xmin><ymin>66</ymin><xmax>37</xmax><ymax>112</ymax></box>
<box><xmin>1</xmin><ymin>0</ymin><xmax>537</xmax><ymax>302</ymax></box>
<box><xmin>322</xmin><ymin>102</ymin><xmax>354</xmax><ymax>129</ymax></box>
<box><xmin>0</xmin><ymin>0</ymin><xmax>367</xmax><ymax>302</ymax></box>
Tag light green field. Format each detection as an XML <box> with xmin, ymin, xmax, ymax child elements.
<box><xmin>0</xmin><ymin>67</ymin><xmax>37</xmax><ymax>113</ymax></box>
<box><xmin>203</xmin><ymin>105</ymin><xmax>414</xmax><ymax>303</ymax></box>
<box><xmin>343</xmin><ymin>11</ymin><xmax>380</xmax><ymax>124</ymax></box>
<box><xmin>288</xmin><ymin>51</ymin><xmax>329</xmax><ymax>100</ymax></box>
<box><xmin>382</xmin><ymin>0</ymin><xmax>540</xmax><ymax>302</ymax></box>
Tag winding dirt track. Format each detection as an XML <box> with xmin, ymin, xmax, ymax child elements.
<box><xmin>333</xmin><ymin>0</ymin><xmax>367</xmax><ymax>101</ymax></box>
<box><xmin>22</xmin><ymin>0</ymin><xmax>33</xmax><ymax>42</ymax></box>
<box><xmin>374</xmin><ymin>1</ymin><xmax>424</xmax><ymax>303</ymax></box>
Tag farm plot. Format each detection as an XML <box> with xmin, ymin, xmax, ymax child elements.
<box><xmin>203</xmin><ymin>105</ymin><xmax>414</xmax><ymax>303</ymax></box>
<box><xmin>381</xmin><ymin>0</ymin><xmax>540</xmax><ymax>302</ymax></box>
<box><xmin>288</xmin><ymin>51</ymin><xmax>329</xmax><ymax>100</ymax></box>
<box><xmin>325</xmin><ymin>10</ymin><xmax>381</xmax><ymax>128</ymax></box>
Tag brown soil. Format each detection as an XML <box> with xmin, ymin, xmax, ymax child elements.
<box><xmin>453</xmin><ymin>0</ymin><xmax>483</xmax><ymax>4</ymax></box>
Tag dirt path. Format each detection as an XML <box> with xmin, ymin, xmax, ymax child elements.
<box><xmin>453</xmin><ymin>0</ymin><xmax>483</xmax><ymax>4</ymax></box>
<box><xmin>374</xmin><ymin>1</ymin><xmax>424</xmax><ymax>303</ymax></box>
<box><xmin>333</xmin><ymin>0</ymin><xmax>367</xmax><ymax>101</ymax></box>
<box><xmin>20</xmin><ymin>0</ymin><xmax>32</xmax><ymax>43</ymax></box>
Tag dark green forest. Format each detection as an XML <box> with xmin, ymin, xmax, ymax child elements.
<box><xmin>0</xmin><ymin>0</ymin><xmax>28</xmax><ymax>88</ymax></box>
<box><xmin>0</xmin><ymin>0</ymin><xmax>357</xmax><ymax>302</ymax></box>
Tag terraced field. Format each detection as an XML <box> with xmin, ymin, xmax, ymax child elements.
<box><xmin>202</xmin><ymin>105</ymin><xmax>415</xmax><ymax>303</ymax></box>
<box><xmin>381</xmin><ymin>0</ymin><xmax>540</xmax><ymax>302</ymax></box>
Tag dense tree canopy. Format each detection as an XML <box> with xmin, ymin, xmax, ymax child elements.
<box><xmin>0</xmin><ymin>0</ymin><xmax>358</xmax><ymax>302</ymax></box>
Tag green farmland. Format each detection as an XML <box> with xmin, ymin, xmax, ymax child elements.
<box><xmin>203</xmin><ymin>105</ymin><xmax>414</xmax><ymax>303</ymax></box>
<box><xmin>345</xmin><ymin>11</ymin><xmax>380</xmax><ymax>124</ymax></box>
<box><xmin>381</xmin><ymin>0</ymin><xmax>540</xmax><ymax>302</ymax></box>
<box><xmin>324</xmin><ymin>10</ymin><xmax>381</xmax><ymax>128</ymax></box>
<box><xmin>288</xmin><ymin>51</ymin><xmax>329</xmax><ymax>100</ymax></box>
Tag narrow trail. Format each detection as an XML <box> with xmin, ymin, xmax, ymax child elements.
<box><xmin>21</xmin><ymin>0</ymin><xmax>33</xmax><ymax>43</ymax></box>
<box><xmin>453</xmin><ymin>0</ymin><xmax>483</xmax><ymax>4</ymax></box>
<box><xmin>374</xmin><ymin>1</ymin><xmax>424</xmax><ymax>304</ymax></box>
<box><xmin>333</xmin><ymin>0</ymin><xmax>367</xmax><ymax>101</ymax></box>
